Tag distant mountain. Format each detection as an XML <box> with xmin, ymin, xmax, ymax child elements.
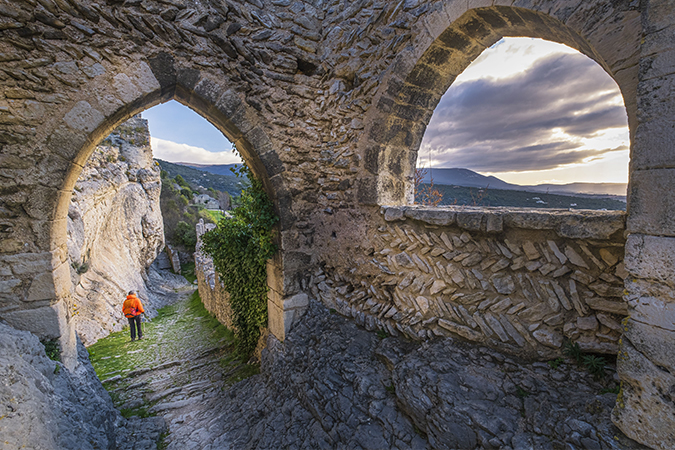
<box><xmin>421</xmin><ymin>168</ymin><xmax>626</xmax><ymax>198</ymax></box>
<box><xmin>421</xmin><ymin>168</ymin><xmax>519</xmax><ymax>190</ymax></box>
<box><xmin>155</xmin><ymin>159</ymin><xmax>248</xmax><ymax>197</ymax></box>
<box><xmin>173</xmin><ymin>162</ymin><xmax>241</xmax><ymax>177</ymax></box>
<box><xmin>528</xmin><ymin>183</ymin><xmax>627</xmax><ymax>196</ymax></box>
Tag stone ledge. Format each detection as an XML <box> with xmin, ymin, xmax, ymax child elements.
<box><xmin>381</xmin><ymin>205</ymin><xmax>626</xmax><ymax>240</ymax></box>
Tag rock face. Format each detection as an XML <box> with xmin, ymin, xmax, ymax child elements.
<box><xmin>67</xmin><ymin>116</ymin><xmax>165</xmax><ymax>345</ymax></box>
<box><xmin>0</xmin><ymin>320</ymin><xmax>165</xmax><ymax>450</ymax></box>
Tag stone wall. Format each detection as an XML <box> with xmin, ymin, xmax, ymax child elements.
<box><xmin>194</xmin><ymin>220</ymin><xmax>234</xmax><ymax>331</ymax></box>
<box><xmin>66</xmin><ymin>115</ymin><xmax>165</xmax><ymax>345</ymax></box>
<box><xmin>165</xmin><ymin>243</ymin><xmax>181</xmax><ymax>274</ymax></box>
<box><xmin>313</xmin><ymin>206</ymin><xmax>627</xmax><ymax>360</ymax></box>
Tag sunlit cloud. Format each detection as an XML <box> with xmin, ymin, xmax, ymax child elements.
<box><xmin>455</xmin><ymin>37</ymin><xmax>578</xmax><ymax>84</ymax></box>
<box><xmin>420</xmin><ymin>37</ymin><xmax>630</xmax><ymax>184</ymax></box>
<box><xmin>151</xmin><ymin>137</ymin><xmax>242</xmax><ymax>165</ymax></box>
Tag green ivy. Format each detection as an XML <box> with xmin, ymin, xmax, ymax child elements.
<box><xmin>201</xmin><ymin>163</ymin><xmax>278</xmax><ymax>358</ymax></box>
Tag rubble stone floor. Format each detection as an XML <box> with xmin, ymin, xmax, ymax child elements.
<box><xmin>90</xmin><ymin>294</ymin><xmax>648</xmax><ymax>450</ymax></box>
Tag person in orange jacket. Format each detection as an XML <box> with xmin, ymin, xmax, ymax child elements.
<box><xmin>123</xmin><ymin>290</ymin><xmax>145</xmax><ymax>341</ymax></box>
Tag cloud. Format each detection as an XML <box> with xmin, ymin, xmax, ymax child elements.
<box><xmin>421</xmin><ymin>51</ymin><xmax>629</xmax><ymax>173</ymax></box>
<box><xmin>151</xmin><ymin>137</ymin><xmax>242</xmax><ymax>165</ymax></box>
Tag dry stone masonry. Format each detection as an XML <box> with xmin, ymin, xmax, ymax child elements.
<box><xmin>195</xmin><ymin>219</ymin><xmax>234</xmax><ymax>331</ymax></box>
<box><xmin>0</xmin><ymin>0</ymin><xmax>672</xmax><ymax>447</ymax></box>
<box><xmin>314</xmin><ymin>206</ymin><xmax>628</xmax><ymax>360</ymax></box>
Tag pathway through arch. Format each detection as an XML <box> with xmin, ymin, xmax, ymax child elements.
<box><xmin>88</xmin><ymin>287</ymin><xmax>257</xmax><ymax>449</ymax></box>
<box><xmin>89</xmin><ymin>285</ymin><xmax>649</xmax><ymax>450</ymax></box>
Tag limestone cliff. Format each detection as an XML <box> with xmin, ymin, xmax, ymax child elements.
<box><xmin>0</xmin><ymin>320</ymin><xmax>165</xmax><ymax>449</ymax></box>
<box><xmin>67</xmin><ymin>115</ymin><xmax>165</xmax><ymax>345</ymax></box>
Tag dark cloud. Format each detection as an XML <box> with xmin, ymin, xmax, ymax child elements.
<box><xmin>421</xmin><ymin>52</ymin><xmax>629</xmax><ymax>172</ymax></box>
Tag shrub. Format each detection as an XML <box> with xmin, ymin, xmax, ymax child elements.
<box><xmin>174</xmin><ymin>174</ymin><xmax>190</xmax><ymax>188</ymax></box>
<box><xmin>175</xmin><ymin>221</ymin><xmax>197</xmax><ymax>249</ymax></box>
<box><xmin>202</xmin><ymin>163</ymin><xmax>278</xmax><ymax>358</ymax></box>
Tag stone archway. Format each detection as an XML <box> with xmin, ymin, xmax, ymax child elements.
<box><xmin>352</xmin><ymin>3</ymin><xmax>672</xmax><ymax>448</ymax></box>
<box><xmin>0</xmin><ymin>55</ymin><xmax>292</xmax><ymax>368</ymax></box>
<box><xmin>359</xmin><ymin>5</ymin><xmax>640</xmax><ymax>206</ymax></box>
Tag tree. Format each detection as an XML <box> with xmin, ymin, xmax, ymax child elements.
<box><xmin>414</xmin><ymin>167</ymin><xmax>443</xmax><ymax>206</ymax></box>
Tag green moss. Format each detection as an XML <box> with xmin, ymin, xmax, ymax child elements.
<box><xmin>181</xmin><ymin>262</ymin><xmax>196</xmax><ymax>284</ymax></box>
<box><xmin>225</xmin><ymin>363</ymin><xmax>260</xmax><ymax>385</ymax></box>
<box><xmin>89</xmin><ymin>291</ymin><xmax>233</xmax><ymax>386</ymax></box>
<box><xmin>119</xmin><ymin>405</ymin><xmax>152</xmax><ymax>419</ymax></box>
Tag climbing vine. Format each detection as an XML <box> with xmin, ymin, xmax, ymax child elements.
<box><xmin>201</xmin><ymin>163</ymin><xmax>278</xmax><ymax>358</ymax></box>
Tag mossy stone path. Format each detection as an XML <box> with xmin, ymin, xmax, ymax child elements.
<box><xmin>88</xmin><ymin>290</ymin><xmax>257</xmax><ymax>448</ymax></box>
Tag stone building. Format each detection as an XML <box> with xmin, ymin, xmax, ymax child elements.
<box><xmin>0</xmin><ymin>1</ymin><xmax>673</xmax><ymax>448</ymax></box>
<box><xmin>193</xmin><ymin>193</ymin><xmax>220</xmax><ymax>210</ymax></box>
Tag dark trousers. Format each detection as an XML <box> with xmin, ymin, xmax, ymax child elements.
<box><xmin>128</xmin><ymin>315</ymin><xmax>143</xmax><ymax>340</ymax></box>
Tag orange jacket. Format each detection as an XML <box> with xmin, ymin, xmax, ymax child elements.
<box><xmin>123</xmin><ymin>294</ymin><xmax>145</xmax><ymax>318</ymax></box>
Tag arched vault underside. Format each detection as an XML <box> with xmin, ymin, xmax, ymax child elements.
<box><xmin>0</xmin><ymin>1</ymin><xmax>672</xmax><ymax>447</ymax></box>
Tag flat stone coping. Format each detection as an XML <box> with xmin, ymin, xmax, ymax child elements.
<box><xmin>381</xmin><ymin>205</ymin><xmax>626</xmax><ymax>240</ymax></box>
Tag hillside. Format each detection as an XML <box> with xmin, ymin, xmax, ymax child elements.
<box><xmin>174</xmin><ymin>162</ymin><xmax>240</xmax><ymax>177</ymax></box>
<box><xmin>419</xmin><ymin>184</ymin><xmax>626</xmax><ymax>210</ymax></box>
<box><xmin>156</xmin><ymin>159</ymin><xmax>248</xmax><ymax>197</ymax></box>
<box><xmin>420</xmin><ymin>168</ymin><xmax>627</xmax><ymax>198</ymax></box>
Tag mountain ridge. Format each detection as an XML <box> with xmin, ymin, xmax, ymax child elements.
<box><xmin>421</xmin><ymin>167</ymin><xmax>626</xmax><ymax>197</ymax></box>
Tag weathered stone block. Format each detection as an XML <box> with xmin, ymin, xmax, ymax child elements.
<box><xmin>404</xmin><ymin>207</ymin><xmax>456</xmax><ymax>226</ymax></box>
<box><xmin>1</xmin><ymin>303</ymin><xmax>62</xmax><ymax>338</ymax></box>
<box><xmin>267</xmin><ymin>289</ymin><xmax>309</xmax><ymax>341</ymax></box>
<box><xmin>628</xmin><ymin>169</ymin><xmax>675</xmax><ymax>236</ymax></box>
<box><xmin>383</xmin><ymin>207</ymin><xmax>404</xmax><ymax>221</ymax></box>
<box><xmin>614</xmin><ymin>338</ymin><xmax>675</xmax><ymax>450</ymax></box>
<box><xmin>625</xmin><ymin>234</ymin><xmax>675</xmax><ymax>284</ymax></box>
<box><xmin>455</xmin><ymin>210</ymin><xmax>483</xmax><ymax>231</ymax></box>
<box><xmin>64</xmin><ymin>101</ymin><xmax>105</xmax><ymax>134</ymax></box>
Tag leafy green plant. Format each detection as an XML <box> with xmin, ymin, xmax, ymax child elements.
<box><xmin>174</xmin><ymin>174</ymin><xmax>190</xmax><ymax>188</ymax></box>
<box><xmin>599</xmin><ymin>385</ymin><xmax>620</xmax><ymax>395</ymax></box>
<box><xmin>563</xmin><ymin>340</ymin><xmax>583</xmax><ymax>365</ymax></box>
<box><xmin>547</xmin><ymin>357</ymin><xmax>564</xmax><ymax>369</ymax></box>
<box><xmin>41</xmin><ymin>339</ymin><xmax>61</xmax><ymax>361</ymax></box>
<box><xmin>564</xmin><ymin>339</ymin><xmax>607</xmax><ymax>380</ymax></box>
<box><xmin>583</xmin><ymin>354</ymin><xmax>607</xmax><ymax>380</ymax></box>
<box><xmin>377</xmin><ymin>329</ymin><xmax>388</xmax><ymax>339</ymax></box>
<box><xmin>181</xmin><ymin>261</ymin><xmax>196</xmax><ymax>284</ymax></box>
<box><xmin>516</xmin><ymin>386</ymin><xmax>530</xmax><ymax>398</ymax></box>
<box><xmin>202</xmin><ymin>162</ymin><xmax>278</xmax><ymax>358</ymax></box>
<box><xmin>157</xmin><ymin>431</ymin><xmax>170</xmax><ymax>450</ymax></box>
<box><xmin>175</xmin><ymin>221</ymin><xmax>197</xmax><ymax>249</ymax></box>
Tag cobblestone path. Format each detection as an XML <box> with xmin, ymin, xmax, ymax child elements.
<box><xmin>89</xmin><ymin>293</ymin><xmax>649</xmax><ymax>450</ymax></box>
<box><xmin>88</xmin><ymin>289</ymin><xmax>256</xmax><ymax>450</ymax></box>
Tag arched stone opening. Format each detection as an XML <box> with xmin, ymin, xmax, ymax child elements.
<box><xmin>354</xmin><ymin>4</ymin><xmax>675</xmax><ymax>447</ymax></box>
<box><xmin>0</xmin><ymin>59</ymin><xmax>292</xmax><ymax>368</ymax></box>
<box><xmin>361</xmin><ymin>5</ymin><xmax>639</xmax><ymax>206</ymax></box>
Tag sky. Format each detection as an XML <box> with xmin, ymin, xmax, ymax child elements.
<box><xmin>143</xmin><ymin>37</ymin><xmax>630</xmax><ymax>185</ymax></box>
<box><xmin>143</xmin><ymin>101</ymin><xmax>241</xmax><ymax>165</ymax></box>
<box><xmin>419</xmin><ymin>37</ymin><xmax>630</xmax><ymax>185</ymax></box>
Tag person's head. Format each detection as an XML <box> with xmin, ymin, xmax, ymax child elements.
<box><xmin>128</xmin><ymin>290</ymin><xmax>136</xmax><ymax>296</ymax></box>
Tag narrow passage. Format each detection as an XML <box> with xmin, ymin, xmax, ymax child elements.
<box><xmin>88</xmin><ymin>289</ymin><xmax>257</xmax><ymax>449</ymax></box>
